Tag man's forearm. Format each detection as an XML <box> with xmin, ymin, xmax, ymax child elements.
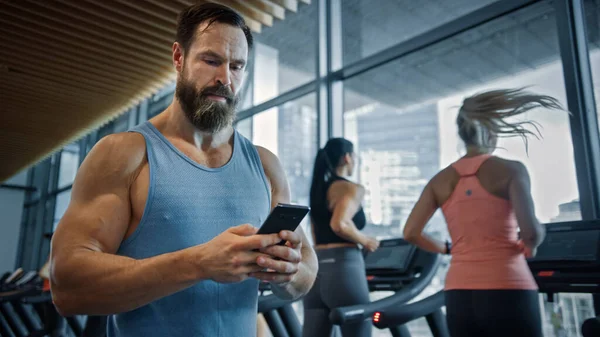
<box><xmin>51</xmin><ymin>248</ymin><xmax>201</xmax><ymax>316</ymax></box>
<box><xmin>271</xmin><ymin>262</ymin><xmax>316</xmax><ymax>300</ymax></box>
<box><xmin>271</xmin><ymin>246</ymin><xmax>318</xmax><ymax>300</ymax></box>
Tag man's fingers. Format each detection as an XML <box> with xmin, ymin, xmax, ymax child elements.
<box><xmin>240</xmin><ymin>264</ymin><xmax>267</xmax><ymax>275</ymax></box>
<box><xmin>259</xmin><ymin>245</ymin><xmax>301</xmax><ymax>263</ymax></box>
<box><xmin>279</xmin><ymin>230</ymin><xmax>302</xmax><ymax>247</ymax></box>
<box><xmin>256</xmin><ymin>256</ymin><xmax>298</xmax><ymax>274</ymax></box>
<box><xmin>240</xmin><ymin>233</ymin><xmax>282</xmax><ymax>250</ymax></box>
<box><xmin>228</xmin><ymin>224</ymin><xmax>258</xmax><ymax>236</ymax></box>
<box><xmin>249</xmin><ymin>272</ymin><xmax>294</xmax><ymax>284</ymax></box>
<box><xmin>233</xmin><ymin>251</ymin><xmax>272</xmax><ymax>265</ymax></box>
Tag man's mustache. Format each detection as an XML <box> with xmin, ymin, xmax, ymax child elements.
<box><xmin>200</xmin><ymin>84</ymin><xmax>234</xmax><ymax>102</ymax></box>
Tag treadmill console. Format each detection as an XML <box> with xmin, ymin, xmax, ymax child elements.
<box><xmin>364</xmin><ymin>238</ymin><xmax>418</xmax><ymax>291</ymax></box>
<box><xmin>528</xmin><ymin>220</ymin><xmax>600</xmax><ymax>294</ymax></box>
<box><xmin>365</xmin><ymin>238</ymin><xmax>415</xmax><ymax>272</ymax></box>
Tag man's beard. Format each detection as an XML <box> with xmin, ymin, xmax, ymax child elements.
<box><xmin>175</xmin><ymin>76</ymin><xmax>239</xmax><ymax>134</ymax></box>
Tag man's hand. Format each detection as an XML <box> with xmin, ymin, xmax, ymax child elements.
<box><xmin>193</xmin><ymin>224</ymin><xmax>282</xmax><ymax>283</ymax></box>
<box><xmin>249</xmin><ymin>230</ymin><xmax>302</xmax><ymax>285</ymax></box>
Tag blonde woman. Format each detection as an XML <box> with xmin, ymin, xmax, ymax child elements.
<box><xmin>403</xmin><ymin>88</ymin><xmax>559</xmax><ymax>337</ymax></box>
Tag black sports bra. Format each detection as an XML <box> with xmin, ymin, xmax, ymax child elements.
<box><xmin>311</xmin><ymin>177</ymin><xmax>367</xmax><ymax>245</ymax></box>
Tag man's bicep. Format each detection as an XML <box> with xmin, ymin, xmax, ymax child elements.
<box><xmin>52</xmin><ymin>135</ymin><xmax>141</xmax><ymax>256</ymax></box>
<box><xmin>256</xmin><ymin>146</ymin><xmax>291</xmax><ymax>207</ymax></box>
<box><xmin>54</xmin><ymin>198</ymin><xmax>130</xmax><ymax>256</ymax></box>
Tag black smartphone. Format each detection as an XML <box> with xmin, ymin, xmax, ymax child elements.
<box><xmin>257</xmin><ymin>203</ymin><xmax>310</xmax><ymax>245</ymax></box>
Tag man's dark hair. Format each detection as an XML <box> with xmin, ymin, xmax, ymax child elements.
<box><xmin>176</xmin><ymin>3</ymin><xmax>254</xmax><ymax>54</ymax></box>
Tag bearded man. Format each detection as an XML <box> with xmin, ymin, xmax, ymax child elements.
<box><xmin>49</xmin><ymin>3</ymin><xmax>318</xmax><ymax>336</ymax></box>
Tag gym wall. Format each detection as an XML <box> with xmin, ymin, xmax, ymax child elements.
<box><xmin>0</xmin><ymin>171</ymin><xmax>28</xmax><ymax>272</ymax></box>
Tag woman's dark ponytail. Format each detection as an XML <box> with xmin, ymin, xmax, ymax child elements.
<box><xmin>309</xmin><ymin>138</ymin><xmax>355</xmax><ymax>216</ymax></box>
<box><xmin>309</xmin><ymin>149</ymin><xmax>330</xmax><ymax>214</ymax></box>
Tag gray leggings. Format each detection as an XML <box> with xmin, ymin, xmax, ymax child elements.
<box><xmin>302</xmin><ymin>247</ymin><xmax>371</xmax><ymax>337</ymax></box>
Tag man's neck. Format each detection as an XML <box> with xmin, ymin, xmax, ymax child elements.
<box><xmin>158</xmin><ymin>102</ymin><xmax>234</xmax><ymax>151</ymax></box>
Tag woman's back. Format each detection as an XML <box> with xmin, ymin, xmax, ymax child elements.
<box><xmin>311</xmin><ymin>177</ymin><xmax>367</xmax><ymax>245</ymax></box>
<box><xmin>432</xmin><ymin>154</ymin><xmax>537</xmax><ymax>290</ymax></box>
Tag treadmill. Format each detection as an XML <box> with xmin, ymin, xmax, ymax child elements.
<box><xmin>527</xmin><ymin>220</ymin><xmax>600</xmax><ymax>337</ymax></box>
<box><xmin>329</xmin><ymin>238</ymin><xmax>449</xmax><ymax>337</ymax></box>
<box><xmin>258</xmin><ymin>282</ymin><xmax>302</xmax><ymax>337</ymax></box>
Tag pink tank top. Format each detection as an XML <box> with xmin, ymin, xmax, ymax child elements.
<box><xmin>442</xmin><ymin>155</ymin><xmax>538</xmax><ymax>290</ymax></box>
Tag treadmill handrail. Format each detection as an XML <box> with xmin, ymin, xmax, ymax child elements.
<box><xmin>329</xmin><ymin>252</ymin><xmax>441</xmax><ymax>325</ymax></box>
<box><xmin>258</xmin><ymin>293</ymin><xmax>297</xmax><ymax>313</ymax></box>
<box><xmin>373</xmin><ymin>290</ymin><xmax>445</xmax><ymax>329</ymax></box>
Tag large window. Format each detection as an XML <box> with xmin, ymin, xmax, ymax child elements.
<box><xmin>57</xmin><ymin>142</ymin><xmax>80</xmax><ymax>189</ymax></box>
<box><xmin>340</xmin><ymin>0</ymin><xmax>496</xmax><ymax>66</ymax></box>
<box><xmin>238</xmin><ymin>94</ymin><xmax>318</xmax><ymax>235</ymax></box>
<box><xmin>344</xmin><ymin>2</ymin><xmax>583</xmax><ymax>336</ymax></box>
<box><xmin>585</xmin><ymin>0</ymin><xmax>600</xmax><ymax>131</ymax></box>
<box><xmin>244</xmin><ymin>2</ymin><xmax>317</xmax><ymax>106</ymax></box>
<box><xmin>53</xmin><ymin>189</ymin><xmax>72</xmax><ymax>231</ymax></box>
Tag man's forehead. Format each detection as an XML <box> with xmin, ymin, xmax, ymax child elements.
<box><xmin>192</xmin><ymin>21</ymin><xmax>248</xmax><ymax>52</ymax></box>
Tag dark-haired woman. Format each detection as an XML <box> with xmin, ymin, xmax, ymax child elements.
<box><xmin>302</xmin><ymin>138</ymin><xmax>379</xmax><ymax>337</ymax></box>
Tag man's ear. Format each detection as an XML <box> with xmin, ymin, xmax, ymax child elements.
<box><xmin>173</xmin><ymin>42</ymin><xmax>184</xmax><ymax>73</ymax></box>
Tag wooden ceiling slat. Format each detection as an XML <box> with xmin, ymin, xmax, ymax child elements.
<box><xmin>0</xmin><ymin>24</ymin><xmax>172</xmax><ymax>76</ymax></box>
<box><xmin>1</xmin><ymin>104</ymin><xmax>114</xmax><ymax>127</ymax></box>
<box><xmin>4</xmin><ymin>3</ymin><xmax>169</xmax><ymax>60</ymax></box>
<box><xmin>3</xmin><ymin>104</ymin><xmax>95</xmax><ymax>123</ymax></box>
<box><xmin>1</xmin><ymin>79</ymin><xmax>118</xmax><ymax>108</ymax></box>
<box><xmin>81</xmin><ymin>0</ymin><xmax>176</xmax><ymax>36</ymax></box>
<box><xmin>0</xmin><ymin>14</ymin><xmax>172</xmax><ymax>69</ymax></box>
<box><xmin>8</xmin><ymin>1</ymin><xmax>172</xmax><ymax>57</ymax></box>
<box><xmin>56</xmin><ymin>0</ymin><xmax>175</xmax><ymax>44</ymax></box>
<box><xmin>4</xmin><ymin>71</ymin><xmax>175</xmax><ymax>114</ymax></box>
<box><xmin>268</xmin><ymin>0</ymin><xmax>298</xmax><ymax>12</ymax></box>
<box><xmin>0</xmin><ymin>34</ymin><xmax>173</xmax><ymax>85</ymax></box>
<box><xmin>2</xmin><ymin>64</ymin><xmax>126</xmax><ymax>97</ymax></box>
<box><xmin>0</xmin><ymin>56</ymin><xmax>141</xmax><ymax>95</ymax></box>
<box><xmin>244</xmin><ymin>0</ymin><xmax>285</xmax><ymax>20</ymax></box>
<box><xmin>114</xmin><ymin>0</ymin><xmax>184</xmax><ymax>22</ymax></box>
<box><xmin>2</xmin><ymin>87</ymin><xmax>92</xmax><ymax>108</ymax></box>
<box><xmin>1</xmin><ymin>71</ymin><xmax>124</xmax><ymax>102</ymax></box>
<box><xmin>0</xmin><ymin>45</ymin><xmax>166</xmax><ymax>91</ymax></box>
<box><xmin>2</xmin><ymin>94</ymin><xmax>103</xmax><ymax>115</ymax></box>
<box><xmin>144</xmin><ymin>0</ymin><xmax>184</xmax><ymax>15</ymax></box>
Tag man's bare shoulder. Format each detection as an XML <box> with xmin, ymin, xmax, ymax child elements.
<box><xmin>76</xmin><ymin>132</ymin><xmax>147</xmax><ymax>186</ymax></box>
<box><xmin>254</xmin><ymin>146</ymin><xmax>284</xmax><ymax>187</ymax></box>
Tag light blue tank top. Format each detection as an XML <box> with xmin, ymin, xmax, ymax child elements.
<box><xmin>106</xmin><ymin>121</ymin><xmax>271</xmax><ymax>337</ymax></box>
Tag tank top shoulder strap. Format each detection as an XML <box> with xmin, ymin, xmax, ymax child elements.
<box><xmin>127</xmin><ymin>121</ymin><xmax>159</xmax><ymax>166</ymax></box>
<box><xmin>451</xmin><ymin>154</ymin><xmax>492</xmax><ymax>177</ymax></box>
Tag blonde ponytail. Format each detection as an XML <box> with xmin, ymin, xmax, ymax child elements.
<box><xmin>457</xmin><ymin>88</ymin><xmax>565</xmax><ymax>152</ymax></box>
